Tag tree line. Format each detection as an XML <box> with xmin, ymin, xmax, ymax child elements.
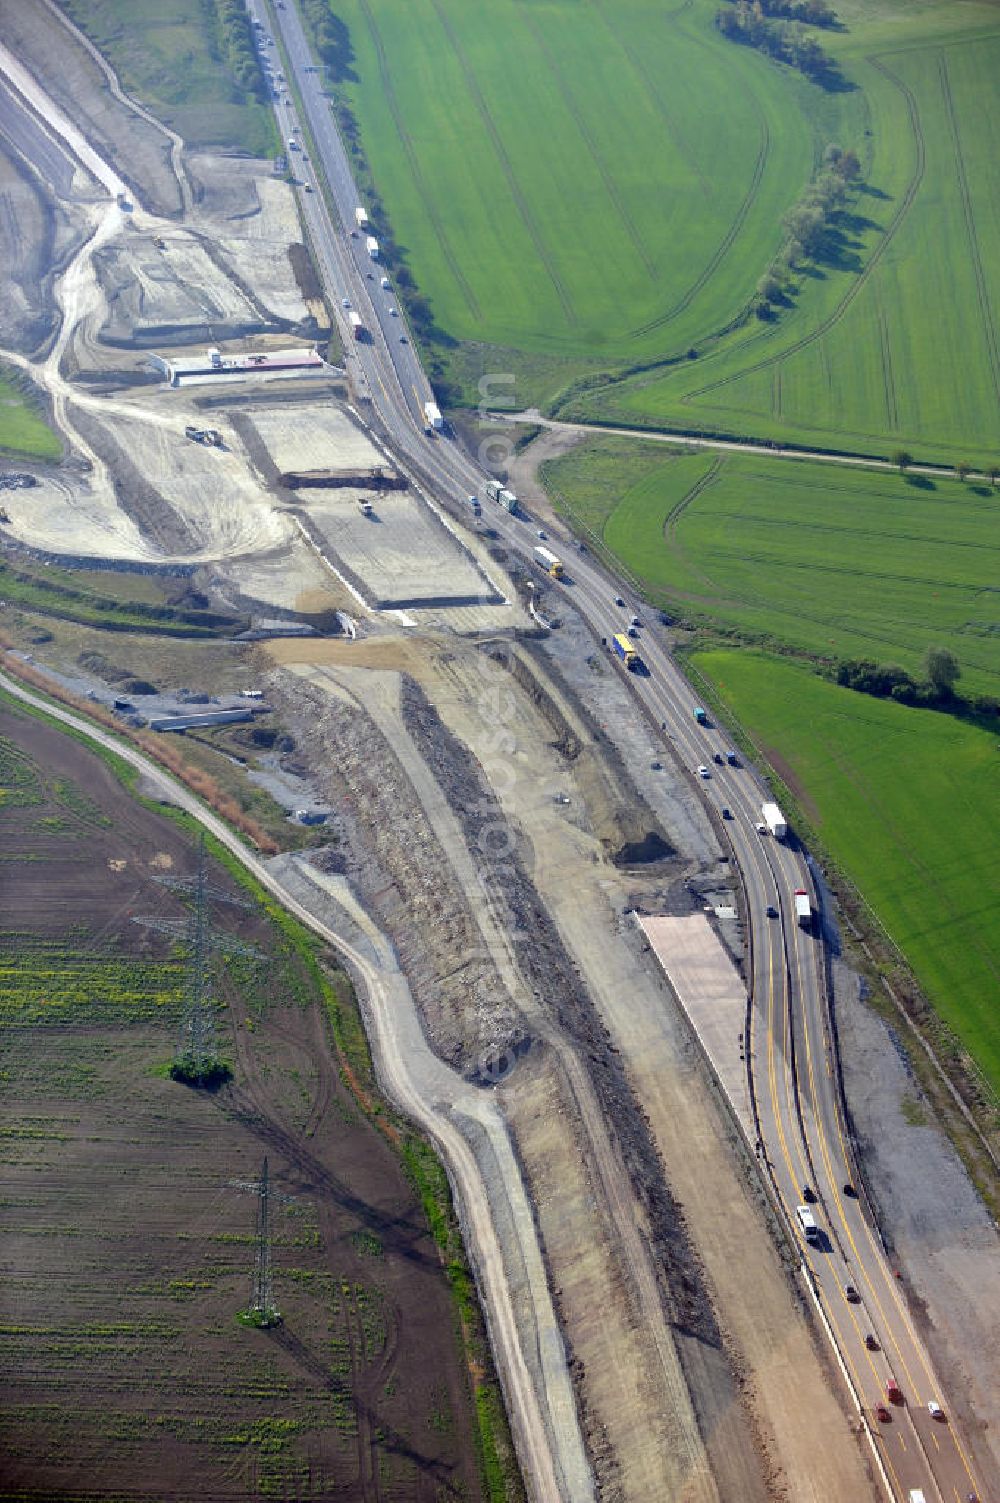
<box><xmin>835</xmin><ymin>649</ymin><xmax>999</xmax><ymax>720</ymax></box>
<box><xmin>715</xmin><ymin>0</ymin><xmax>839</xmax><ymax>83</ymax></box>
<box><xmin>211</xmin><ymin>0</ymin><xmax>268</xmax><ymax>103</ymax></box>
<box><xmin>756</xmin><ymin>144</ymin><xmax>860</xmax><ymax>314</ymax></box>
<box><xmin>732</xmin><ymin>0</ymin><xmax>838</xmax><ymax>25</ymax></box>
<box><xmin>299</xmin><ymin>0</ymin><xmax>356</xmax><ymax>83</ymax></box>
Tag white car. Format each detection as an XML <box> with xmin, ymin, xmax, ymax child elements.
<box><xmin>697</xmin><ymin>765</ymin><xmax>710</xmax><ymax>779</ymax></box>
<box><xmin>341</xmin><ymin>297</ymin><xmax>350</xmax><ymax>308</ymax></box>
<box><xmin>755</xmin><ymin>821</ymin><xmax>767</xmax><ymax>834</ymax></box>
<box><xmin>388</xmin><ymin>306</ymin><xmax>397</xmax><ymax>316</ymax></box>
<box><xmin>927</xmin><ymin>1401</ymin><xmax>945</xmax><ymax>1421</ymax></box>
<box><xmin>537</xmin><ymin>529</ymin><xmax>546</xmax><ymax>539</ymax></box>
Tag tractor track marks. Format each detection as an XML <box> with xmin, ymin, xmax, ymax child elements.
<box><xmin>586</xmin><ymin>0</ymin><xmax>711</xmax><ymax>200</ymax></box>
<box><xmin>875</xmin><ymin>287</ymin><xmax>898</xmax><ymax>432</ymax></box>
<box><xmin>629</xmin><ymin>122</ymin><xmax>771</xmax><ymax>339</ymax></box>
<box><xmin>355</xmin><ymin>0</ymin><xmax>481</xmax><ymax>323</ymax></box>
<box><xmin>424</xmin><ymin>0</ymin><xmax>577</xmax><ymax>324</ymax></box>
<box><xmin>680</xmin><ymin>54</ymin><xmax>927</xmax><ymax>411</ymax></box>
<box><xmin>937</xmin><ymin>49</ymin><xmax>1000</xmax><ymax>405</ymax></box>
<box><xmin>518</xmin><ymin>7</ymin><xmax>654</xmax><ymax>278</ymax></box>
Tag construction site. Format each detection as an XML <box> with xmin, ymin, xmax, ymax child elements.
<box><xmin>1</xmin><ymin>3</ymin><xmax>997</xmax><ymax>1502</ymax></box>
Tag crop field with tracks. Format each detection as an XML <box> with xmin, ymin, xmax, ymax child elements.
<box><xmin>334</xmin><ymin>0</ymin><xmax>999</xmax><ymax>456</ymax></box>
<box><xmin>541</xmin><ymin>439</ymin><xmax>1000</xmax><ymax>695</ymax></box>
<box><xmin>690</xmin><ymin>650</ymin><xmax>1000</xmax><ymax>1092</ymax></box>
<box><xmin>0</xmin><ymin>700</ymin><xmax>493</xmax><ymax>1502</ymax></box>
<box><xmin>573</xmin><ymin>9</ymin><xmax>1000</xmax><ymax>461</ymax></box>
<box><xmin>333</xmin><ymin>0</ymin><xmax>814</xmax><ymax>403</ymax></box>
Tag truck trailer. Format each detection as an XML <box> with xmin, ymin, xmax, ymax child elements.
<box><xmin>484</xmin><ymin>478</ymin><xmax>503</xmax><ymax>502</ymax></box>
<box><xmin>761</xmin><ymin>802</ymin><xmax>788</xmax><ymax>839</ymax></box>
<box><xmin>497</xmin><ymin>488</ymin><xmax>518</xmax><ymax>514</ymax></box>
<box><xmin>794</xmin><ymin>889</ymin><xmax>812</xmax><ymax>929</ymax></box>
<box><xmin>612</xmin><ymin>633</ymin><xmax>638</xmax><ymax>669</ymax></box>
<box><xmin>795</xmin><ymin>1205</ymin><xmax>820</xmax><ymax>1245</ymax></box>
<box><xmin>354</xmin><ymin>205</ymin><xmax>369</xmax><ymax>227</ymax></box>
<box><xmin>348</xmin><ymin>311</ymin><xmax>364</xmax><ymax>340</ymax></box>
<box><xmin>423</xmin><ymin>401</ymin><xmax>443</xmax><ymax>431</ymax></box>
<box><xmin>365</xmin><ymin>235</ymin><xmax>379</xmax><ymax>260</ymax></box>
<box><xmin>532</xmin><ymin>546</ymin><xmax>564</xmax><ymax>579</ymax></box>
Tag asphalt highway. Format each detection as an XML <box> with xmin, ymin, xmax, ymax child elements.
<box><xmin>254</xmin><ymin>6</ymin><xmax>984</xmax><ymax>1499</ymax></box>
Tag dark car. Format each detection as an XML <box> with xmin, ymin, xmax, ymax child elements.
<box><xmin>721</xmin><ymin>806</ymin><xmax>732</xmax><ymax>820</ymax></box>
<box><xmin>865</xmin><ymin>1333</ymin><xmax>879</xmax><ymax>1351</ymax></box>
<box><xmin>615</xmin><ymin>596</ymin><xmax>625</xmax><ymax>607</ymax></box>
<box><xmin>766</xmin><ymin>904</ymin><xmax>778</xmax><ymax>919</ymax></box>
<box><xmin>843</xmin><ymin>1182</ymin><xmax>857</xmax><ymax>1197</ymax></box>
<box><xmin>713</xmin><ymin>752</ymin><xmax>724</xmax><ymax>764</ymax></box>
<box><xmin>844</xmin><ymin>1284</ymin><xmax>860</xmax><ymax>1304</ymax></box>
<box><xmin>802</xmin><ymin>1184</ymin><xmax>816</xmax><ymax>1203</ymax></box>
<box><xmin>875</xmin><ymin>1404</ymin><xmax>891</xmax><ymax>1423</ymax></box>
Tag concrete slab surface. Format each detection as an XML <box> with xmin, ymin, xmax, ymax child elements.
<box><xmin>637</xmin><ymin>912</ymin><xmax>753</xmax><ymax>1137</ymax></box>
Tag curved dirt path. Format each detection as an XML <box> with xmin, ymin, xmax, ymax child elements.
<box><xmin>0</xmin><ymin>666</ymin><xmax>595</xmax><ymax>1503</ymax></box>
<box><xmin>39</xmin><ymin>0</ymin><xmax>193</xmax><ymax>213</ymax></box>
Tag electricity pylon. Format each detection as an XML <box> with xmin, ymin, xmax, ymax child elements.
<box><xmin>229</xmin><ymin>1157</ymin><xmax>292</xmax><ymax>1327</ymax></box>
<box><xmin>133</xmin><ymin>835</ymin><xmax>258</xmax><ymax>1086</ymax></box>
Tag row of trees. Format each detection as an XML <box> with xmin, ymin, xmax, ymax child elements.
<box><xmin>835</xmin><ymin>650</ymin><xmax>998</xmax><ymax>718</ymax></box>
<box><xmin>892</xmin><ymin>450</ymin><xmax>1000</xmax><ymax>487</ymax></box>
<box><xmin>756</xmin><ymin>145</ymin><xmax>860</xmax><ymax>312</ymax></box>
<box><xmin>213</xmin><ymin>0</ymin><xmax>268</xmax><ymax>103</ymax></box>
<box><xmin>726</xmin><ymin>0</ymin><xmax>838</xmax><ymax>26</ymax></box>
<box><xmin>716</xmin><ymin>2</ymin><xmax>836</xmax><ymax>82</ymax></box>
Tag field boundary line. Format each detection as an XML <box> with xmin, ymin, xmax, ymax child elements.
<box><xmin>354</xmin><ymin>0</ymin><xmax>482</xmax><ymax>321</ymax></box>
<box><xmin>677</xmin><ymin>53</ymin><xmax>927</xmax><ymax>409</ymax></box>
<box><xmin>936</xmin><ymin>50</ymin><xmax>1000</xmax><ymax>404</ymax></box>
<box><xmin>423</xmin><ymin>0</ymin><xmax>577</xmax><ymax>324</ymax></box>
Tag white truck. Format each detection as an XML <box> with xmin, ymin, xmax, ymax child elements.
<box><xmin>365</xmin><ymin>235</ymin><xmax>379</xmax><ymax>260</ymax></box>
<box><xmin>354</xmin><ymin>205</ymin><xmax>369</xmax><ymax>227</ymax></box>
<box><xmin>423</xmin><ymin>401</ymin><xmax>443</xmax><ymax>431</ymax></box>
<box><xmin>794</xmin><ymin>889</ymin><xmax>812</xmax><ymax>929</ymax></box>
<box><xmin>761</xmin><ymin>802</ymin><xmax>788</xmax><ymax>839</ymax></box>
<box><xmin>532</xmin><ymin>546</ymin><xmax>564</xmax><ymax>579</ymax></box>
<box><xmin>348</xmin><ymin>311</ymin><xmax>364</xmax><ymax>340</ymax></box>
<box><xmin>795</xmin><ymin>1205</ymin><xmax>820</xmax><ymax>1245</ymax></box>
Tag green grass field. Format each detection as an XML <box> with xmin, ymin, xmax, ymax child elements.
<box><xmin>0</xmin><ymin>373</ymin><xmax>59</xmax><ymax>460</ymax></box>
<box><xmin>330</xmin><ymin>0</ymin><xmax>1000</xmax><ymax>456</ymax></box>
<box><xmin>333</xmin><ymin>0</ymin><xmax>819</xmax><ymax>405</ymax></box>
<box><xmin>542</xmin><ymin>440</ymin><xmax>1000</xmax><ymax>695</ymax></box>
<box><xmin>692</xmin><ymin>650</ymin><xmax>1000</xmax><ymax>1092</ymax></box>
<box><xmin>573</xmin><ymin>12</ymin><xmax>1000</xmax><ymax>461</ymax></box>
<box><xmin>59</xmin><ymin>0</ymin><xmax>276</xmax><ymax>156</ymax></box>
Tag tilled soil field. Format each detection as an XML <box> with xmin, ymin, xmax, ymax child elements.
<box><xmin>0</xmin><ymin>699</ymin><xmax>487</xmax><ymax>1502</ymax></box>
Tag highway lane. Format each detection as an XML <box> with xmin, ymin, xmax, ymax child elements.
<box><xmin>253</xmin><ymin>5</ymin><xmax>984</xmax><ymax>1499</ymax></box>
